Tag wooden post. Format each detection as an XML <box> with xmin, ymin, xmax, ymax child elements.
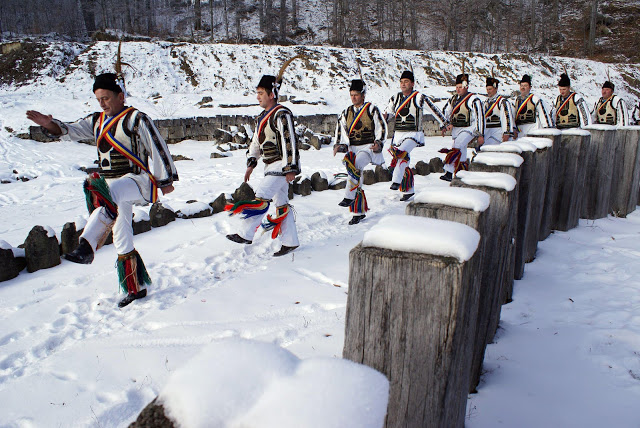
<box><xmin>527</xmin><ymin>128</ymin><xmax>562</xmax><ymax>241</ymax></box>
<box><xmin>344</xmin><ymin>215</ymin><xmax>481</xmax><ymax>428</ymax></box>
<box><xmin>513</xmin><ymin>138</ymin><xmax>551</xmax><ymax>263</ymax></box>
<box><xmin>610</xmin><ymin>127</ymin><xmax>640</xmax><ymax>217</ymax></box>
<box><xmin>406</xmin><ymin>188</ymin><xmax>495</xmax><ymax>394</ymax></box>
<box><xmin>451</xmin><ymin>171</ymin><xmax>518</xmax><ymax>347</ymax></box>
<box><xmin>551</xmin><ymin>130</ymin><xmax>591</xmax><ymax>231</ymax></box>
<box><xmin>582</xmin><ymin>125</ymin><xmax>617</xmax><ymax>219</ymax></box>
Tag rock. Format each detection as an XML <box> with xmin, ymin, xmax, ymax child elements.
<box><xmin>288</xmin><ymin>183</ymin><xmax>294</xmax><ymax>200</ymax></box>
<box><xmin>177</xmin><ymin>203</ymin><xmax>213</xmax><ymax>219</ymax></box>
<box><xmin>309</xmin><ymin>134</ymin><xmax>322</xmax><ymax>150</ymax></box>
<box><xmin>172</xmin><ymin>154</ymin><xmax>193</xmax><ymax>161</ymax></box>
<box><xmin>150</xmin><ymin>202</ymin><xmax>176</xmax><ymax>227</ymax></box>
<box><xmin>303</xmin><ymin>129</ymin><xmax>314</xmax><ymax>140</ymax></box>
<box><xmin>414</xmin><ymin>160</ymin><xmax>431</xmax><ymax>176</ymax></box>
<box><xmin>233</xmin><ymin>134</ymin><xmax>247</xmax><ymax>145</ymax></box>
<box><xmin>25</xmin><ymin>226</ymin><xmax>61</xmax><ymax>273</ymax></box>
<box><xmin>197</xmin><ymin>96</ymin><xmax>213</xmax><ymax>105</ymax></box>
<box><xmin>319</xmin><ymin>135</ymin><xmax>331</xmax><ymax>145</ymax></box>
<box><xmin>210</xmin><ymin>152</ymin><xmax>230</xmax><ymax>159</ymax></box>
<box><xmin>293</xmin><ymin>177</ymin><xmax>312</xmax><ymax>196</ymax></box>
<box><xmin>232</xmin><ymin>182</ymin><xmax>255</xmax><ymax>202</ymax></box>
<box><xmin>129</xmin><ymin>398</ymin><xmax>176</xmax><ymax>428</ymax></box>
<box><xmin>375</xmin><ymin>165</ymin><xmax>392</xmax><ymax>182</ymax></box>
<box><xmin>209</xmin><ymin>193</ymin><xmax>227</xmax><ymax>214</ymax></box>
<box><xmin>0</xmin><ymin>247</ymin><xmax>20</xmax><ymax>282</ymax></box>
<box><xmin>299</xmin><ymin>143</ymin><xmax>311</xmax><ymax>150</ymax></box>
<box><xmin>310</xmin><ymin>172</ymin><xmax>329</xmax><ymax>191</ymax></box>
<box><xmin>429</xmin><ymin>157</ymin><xmax>444</xmax><ymax>173</ymax></box>
<box><xmin>60</xmin><ymin>222</ymin><xmax>79</xmax><ymax>255</ymax></box>
<box><xmin>330</xmin><ymin>180</ymin><xmax>347</xmax><ymax>190</ymax></box>
<box><xmin>133</xmin><ymin>219</ymin><xmax>152</xmax><ymax>235</ymax></box>
<box><xmin>363</xmin><ymin>169</ymin><xmax>377</xmax><ymax>185</ymax></box>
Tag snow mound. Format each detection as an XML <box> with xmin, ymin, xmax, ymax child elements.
<box><xmin>414</xmin><ymin>187</ymin><xmax>490</xmax><ymax>212</ymax></box>
<box><xmin>473</xmin><ymin>152</ymin><xmax>524</xmax><ymax>167</ymax></box>
<box><xmin>517</xmin><ymin>137</ymin><xmax>553</xmax><ymax>149</ymax></box>
<box><xmin>456</xmin><ymin>170</ymin><xmax>517</xmax><ymax>191</ymax></box>
<box><xmin>159</xmin><ymin>338</ymin><xmax>389</xmax><ymax>428</ymax></box>
<box><xmin>362</xmin><ymin>215</ymin><xmax>480</xmax><ymax>262</ymax></box>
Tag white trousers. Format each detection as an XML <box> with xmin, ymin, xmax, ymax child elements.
<box><xmin>80</xmin><ymin>176</ymin><xmax>145</xmax><ymax>255</ymax></box>
<box><xmin>517</xmin><ymin>123</ymin><xmax>537</xmax><ymax>138</ymax></box>
<box><xmin>444</xmin><ymin>130</ymin><xmax>475</xmax><ymax>174</ymax></box>
<box><xmin>344</xmin><ymin>145</ymin><xmax>377</xmax><ymax>200</ymax></box>
<box><xmin>391</xmin><ymin>132</ymin><xmax>421</xmax><ymax>192</ymax></box>
<box><xmin>484</xmin><ymin>127</ymin><xmax>503</xmax><ymax>146</ymax></box>
<box><xmin>238</xmin><ymin>175</ymin><xmax>299</xmax><ymax>247</ymax></box>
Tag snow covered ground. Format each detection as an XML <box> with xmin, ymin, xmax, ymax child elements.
<box><xmin>1</xmin><ymin>42</ymin><xmax>640</xmax><ymax>427</ymax></box>
<box><xmin>2</xmin><ymin>129</ymin><xmax>640</xmax><ymax>426</ymax></box>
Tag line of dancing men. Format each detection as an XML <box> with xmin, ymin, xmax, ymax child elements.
<box><xmin>25</xmin><ymin>69</ymin><xmax>636</xmax><ymax>307</ymax></box>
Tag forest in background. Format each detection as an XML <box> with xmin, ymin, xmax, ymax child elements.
<box><xmin>0</xmin><ymin>0</ymin><xmax>638</xmax><ymax>62</ymax></box>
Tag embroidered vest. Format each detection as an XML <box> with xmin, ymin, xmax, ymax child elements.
<box><xmin>555</xmin><ymin>94</ymin><xmax>580</xmax><ymax>129</ymax></box>
<box><xmin>394</xmin><ymin>92</ymin><xmax>419</xmax><ymax>132</ymax></box>
<box><xmin>516</xmin><ymin>95</ymin><xmax>536</xmax><ymax>125</ymax></box>
<box><xmin>485</xmin><ymin>97</ymin><xmax>502</xmax><ymax>128</ymax></box>
<box><xmin>450</xmin><ymin>95</ymin><xmax>471</xmax><ymax>128</ymax></box>
<box><xmin>346</xmin><ymin>105</ymin><xmax>375</xmax><ymax>145</ymax></box>
<box><xmin>595</xmin><ymin>97</ymin><xmax>617</xmax><ymax>125</ymax></box>
<box><xmin>257</xmin><ymin>107</ymin><xmax>292</xmax><ymax>164</ymax></box>
<box><xmin>92</xmin><ymin>109</ymin><xmax>139</xmax><ymax>179</ymax></box>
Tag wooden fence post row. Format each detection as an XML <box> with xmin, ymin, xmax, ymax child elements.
<box><xmin>610</xmin><ymin>126</ymin><xmax>640</xmax><ymax>217</ymax></box>
<box><xmin>343</xmin><ymin>215</ymin><xmax>481</xmax><ymax>428</ymax></box>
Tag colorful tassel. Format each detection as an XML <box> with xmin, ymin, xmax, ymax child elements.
<box><xmin>261</xmin><ymin>205</ymin><xmax>290</xmax><ymax>239</ymax></box>
<box><xmin>455</xmin><ymin>160</ymin><xmax>469</xmax><ymax>174</ymax></box>
<box><xmin>443</xmin><ymin>148</ymin><xmax>462</xmax><ymax>171</ymax></box>
<box><xmin>388</xmin><ymin>146</ymin><xmax>409</xmax><ymax>169</ymax></box>
<box><xmin>224</xmin><ymin>199</ymin><xmax>270</xmax><ymax>219</ymax></box>
<box><xmin>350</xmin><ymin>188</ymin><xmax>369</xmax><ymax>214</ymax></box>
<box><xmin>83</xmin><ymin>172</ymin><xmax>118</xmax><ymax>220</ymax></box>
<box><xmin>400</xmin><ymin>167</ymin><xmax>414</xmax><ymax>192</ymax></box>
<box><xmin>116</xmin><ymin>249</ymin><xmax>152</xmax><ymax>294</ymax></box>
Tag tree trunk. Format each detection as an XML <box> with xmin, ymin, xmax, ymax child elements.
<box><xmin>587</xmin><ymin>0</ymin><xmax>598</xmax><ymax>55</ymax></box>
<box><xmin>78</xmin><ymin>0</ymin><xmax>97</xmax><ymax>35</ymax></box>
<box><xmin>279</xmin><ymin>0</ymin><xmax>286</xmax><ymax>42</ymax></box>
<box><xmin>194</xmin><ymin>0</ymin><xmax>201</xmax><ymax>31</ymax></box>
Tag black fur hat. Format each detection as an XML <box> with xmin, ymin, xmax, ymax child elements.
<box><xmin>455</xmin><ymin>73</ymin><xmax>469</xmax><ymax>86</ymax></box>
<box><xmin>400</xmin><ymin>70</ymin><xmax>414</xmax><ymax>82</ymax></box>
<box><xmin>93</xmin><ymin>73</ymin><xmax>123</xmax><ymax>94</ymax></box>
<box><xmin>257</xmin><ymin>75</ymin><xmax>279</xmax><ymax>97</ymax></box>
<box><xmin>486</xmin><ymin>77</ymin><xmax>499</xmax><ymax>88</ymax></box>
<box><xmin>350</xmin><ymin>79</ymin><xmax>366</xmax><ymax>93</ymax></box>
<box><xmin>558</xmin><ymin>73</ymin><xmax>571</xmax><ymax>87</ymax></box>
<box><xmin>602</xmin><ymin>81</ymin><xmax>615</xmax><ymax>91</ymax></box>
<box><xmin>520</xmin><ymin>74</ymin><xmax>532</xmax><ymax>85</ymax></box>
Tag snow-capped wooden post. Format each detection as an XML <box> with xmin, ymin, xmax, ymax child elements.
<box><xmin>470</xmin><ymin>147</ymin><xmax>531</xmax><ymax>280</ymax></box>
<box><xmin>582</xmin><ymin>125</ymin><xmax>617</xmax><ymax>219</ymax></box>
<box><xmin>405</xmin><ymin>188</ymin><xmax>493</xmax><ymax>395</ymax></box>
<box><xmin>513</xmin><ymin>137</ymin><xmax>552</xmax><ymax>263</ymax></box>
<box><xmin>550</xmin><ymin>129</ymin><xmax>591</xmax><ymax>231</ymax></box>
<box><xmin>343</xmin><ymin>215</ymin><xmax>481</xmax><ymax>428</ymax></box>
<box><xmin>610</xmin><ymin>126</ymin><xmax>640</xmax><ymax>217</ymax></box>
<box><xmin>527</xmin><ymin>128</ymin><xmax>562</xmax><ymax>241</ymax></box>
<box><xmin>450</xmin><ymin>171</ymin><xmax>518</xmax><ymax>391</ymax></box>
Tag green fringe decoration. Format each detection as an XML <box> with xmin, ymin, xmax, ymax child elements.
<box><xmin>83</xmin><ymin>174</ymin><xmax>117</xmax><ymax>219</ymax></box>
<box><xmin>117</xmin><ymin>250</ymin><xmax>152</xmax><ymax>294</ymax></box>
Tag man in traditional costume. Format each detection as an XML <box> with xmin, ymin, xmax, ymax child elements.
<box><xmin>591</xmin><ymin>80</ymin><xmax>628</xmax><ymax>126</ymax></box>
<box><xmin>483</xmin><ymin>76</ymin><xmax>515</xmax><ymax>145</ymax></box>
<box><xmin>384</xmin><ymin>70</ymin><xmax>448</xmax><ymax>200</ymax></box>
<box><xmin>333</xmin><ymin>79</ymin><xmax>387</xmax><ymax>224</ymax></box>
<box><xmin>631</xmin><ymin>101</ymin><xmax>640</xmax><ymax>125</ymax></box>
<box><xmin>225</xmin><ymin>67</ymin><xmax>301</xmax><ymax>256</ymax></box>
<box><xmin>554</xmin><ymin>73</ymin><xmax>592</xmax><ymax>129</ymax></box>
<box><xmin>440</xmin><ymin>73</ymin><xmax>485</xmax><ymax>182</ymax></box>
<box><xmin>26</xmin><ymin>73</ymin><xmax>178</xmax><ymax>307</ymax></box>
<box><xmin>513</xmin><ymin>74</ymin><xmax>553</xmax><ymax>138</ymax></box>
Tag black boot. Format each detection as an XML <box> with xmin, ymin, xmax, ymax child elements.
<box><xmin>390</xmin><ymin>183</ymin><xmax>400</xmax><ymax>190</ymax></box>
<box><xmin>64</xmin><ymin>238</ymin><xmax>94</xmax><ymax>264</ymax></box>
<box><xmin>226</xmin><ymin>234</ymin><xmax>252</xmax><ymax>244</ymax></box>
<box><xmin>439</xmin><ymin>171</ymin><xmax>453</xmax><ymax>182</ymax></box>
<box><xmin>118</xmin><ymin>289</ymin><xmax>147</xmax><ymax>308</ymax></box>
<box><xmin>349</xmin><ymin>214</ymin><xmax>366</xmax><ymax>225</ymax></box>
<box><xmin>400</xmin><ymin>193</ymin><xmax>415</xmax><ymax>201</ymax></box>
<box><xmin>338</xmin><ymin>198</ymin><xmax>354</xmax><ymax>207</ymax></box>
<box><xmin>274</xmin><ymin>245</ymin><xmax>298</xmax><ymax>257</ymax></box>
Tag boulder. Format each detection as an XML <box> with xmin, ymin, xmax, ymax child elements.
<box><xmin>178</xmin><ymin>201</ymin><xmax>213</xmax><ymax>219</ymax></box>
<box><xmin>293</xmin><ymin>177</ymin><xmax>312</xmax><ymax>196</ymax></box>
<box><xmin>129</xmin><ymin>398</ymin><xmax>176</xmax><ymax>428</ymax></box>
<box><xmin>209</xmin><ymin>193</ymin><xmax>227</xmax><ymax>214</ymax></box>
<box><xmin>150</xmin><ymin>202</ymin><xmax>176</xmax><ymax>227</ymax></box>
<box><xmin>60</xmin><ymin>222</ymin><xmax>79</xmax><ymax>255</ymax></box>
<box><xmin>429</xmin><ymin>157</ymin><xmax>444</xmax><ymax>173</ymax></box>
<box><xmin>210</xmin><ymin>152</ymin><xmax>230</xmax><ymax>159</ymax></box>
<box><xmin>133</xmin><ymin>218</ymin><xmax>152</xmax><ymax>235</ymax></box>
<box><xmin>0</xmin><ymin>246</ymin><xmax>21</xmax><ymax>282</ymax></box>
<box><xmin>414</xmin><ymin>160</ymin><xmax>431</xmax><ymax>176</ymax></box>
<box><xmin>362</xmin><ymin>169</ymin><xmax>377</xmax><ymax>185</ymax></box>
<box><xmin>310</xmin><ymin>172</ymin><xmax>329</xmax><ymax>191</ymax></box>
<box><xmin>374</xmin><ymin>165</ymin><xmax>392</xmax><ymax>182</ymax></box>
<box><xmin>232</xmin><ymin>182</ymin><xmax>256</xmax><ymax>202</ymax></box>
<box><xmin>25</xmin><ymin>226</ymin><xmax>61</xmax><ymax>273</ymax></box>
